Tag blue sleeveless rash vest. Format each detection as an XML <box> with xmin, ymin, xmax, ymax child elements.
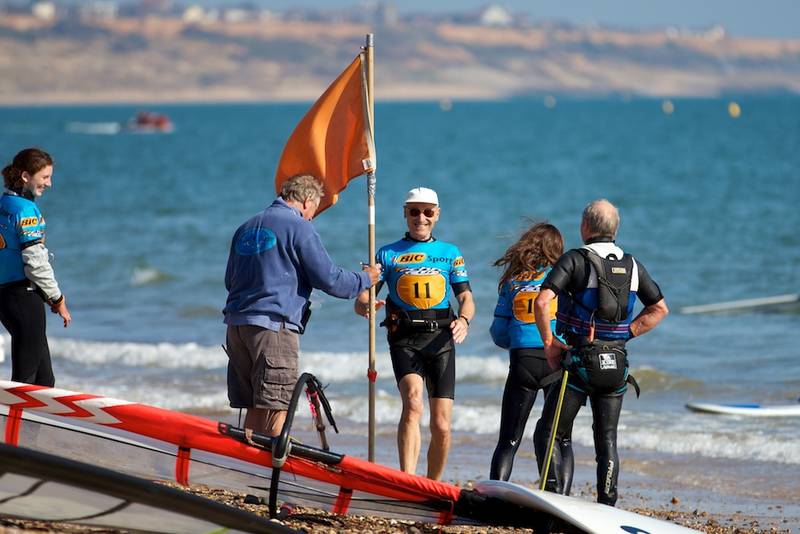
<box><xmin>492</xmin><ymin>268</ymin><xmax>559</xmax><ymax>349</ymax></box>
<box><xmin>0</xmin><ymin>191</ymin><xmax>46</xmax><ymax>285</ymax></box>
<box><xmin>556</xmin><ymin>243</ymin><xmax>639</xmax><ymax>340</ymax></box>
<box><xmin>377</xmin><ymin>236</ymin><xmax>468</xmax><ymax>312</ymax></box>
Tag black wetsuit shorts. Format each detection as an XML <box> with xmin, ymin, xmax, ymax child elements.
<box><xmin>389</xmin><ymin>328</ymin><xmax>455</xmax><ymax>399</ymax></box>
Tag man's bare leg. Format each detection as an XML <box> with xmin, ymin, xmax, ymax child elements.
<box><xmin>426</xmin><ymin>397</ymin><xmax>453</xmax><ymax>480</ymax></box>
<box><xmin>397</xmin><ymin>374</ymin><xmax>425</xmax><ymax>474</ymax></box>
<box><xmin>245</xmin><ymin>408</ymin><xmax>287</xmax><ymax>437</ymax></box>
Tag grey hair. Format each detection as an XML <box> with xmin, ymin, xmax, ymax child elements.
<box><xmin>582</xmin><ymin>199</ymin><xmax>619</xmax><ymax>238</ymax></box>
<box><xmin>280</xmin><ymin>174</ymin><xmax>324</xmax><ymax>203</ymax></box>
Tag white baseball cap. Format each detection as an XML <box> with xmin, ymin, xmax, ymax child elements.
<box><xmin>404</xmin><ymin>187</ymin><xmax>439</xmax><ymax>206</ymax></box>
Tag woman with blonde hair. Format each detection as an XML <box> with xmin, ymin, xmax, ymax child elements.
<box><xmin>489</xmin><ymin>222</ymin><xmax>571</xmax><ymax>486</ymax></box>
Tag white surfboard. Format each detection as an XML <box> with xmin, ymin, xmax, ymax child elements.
<box><xmin>685</xmin><ymin>401</ymin><xmax>800</xmax><ymax>417</ymax></box>
<box><xmin>475</xmin><ymin>480</ymin><xmax>700</xmax><ymax>533</ymax></box>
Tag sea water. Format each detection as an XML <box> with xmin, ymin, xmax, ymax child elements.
<box><xmin>1</xmin><ymin>99</ymin><xmax>799</xmax><ymax>521</ymax></box>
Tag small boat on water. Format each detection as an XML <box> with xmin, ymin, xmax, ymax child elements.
<box><xmin>126</xmin><ymin>110</ymin><xmax>174</xmax><ymax>133</ymax></box>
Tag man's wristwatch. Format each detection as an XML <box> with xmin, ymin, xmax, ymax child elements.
<box><xmin>47</xmin><ymin>294</ymin><xmax>64</xmax><ymax>307</ymax></box>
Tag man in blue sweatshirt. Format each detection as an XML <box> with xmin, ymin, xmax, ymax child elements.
<box><xmin>224</xmin><ymin>174</ymin><xmax>381</xmax><ymax>436</ymax></box>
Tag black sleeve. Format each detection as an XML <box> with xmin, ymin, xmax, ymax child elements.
<box><xmin>541</xmin><ymin>249</ymin><xmax>586</xmax><ymax>296</ymax></box>
<box><xmin>635</xmin><ymin>259</ymin><xmax>663</xmax><ymax>306</ymax></box>
<box><xmin>452</xmin><ymin>281</ymin><xmax>472</xmax><ymax>296</ymax></box>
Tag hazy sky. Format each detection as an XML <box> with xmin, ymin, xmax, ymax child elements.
<box><xmin>200</xmin><ymin>0</ymin><xmax>800</xmax><ymax>39</ymax></box>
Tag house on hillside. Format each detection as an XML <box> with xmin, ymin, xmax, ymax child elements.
<box><xmin>222</xmin><ymin>8</ymin><xmax>250</xmax><ymax>23</ymax></box>
<box><xmin>183</xmin><ymin>5</ymin><xmax>223</xmax><ymax>23</ymax></box>
<box><xmin>78</xmin><ymin>1</ymin><xmax>118</xmax><ymax>21</ymax></box>
<box><xmin>479</xmin><ymin>4</ymin><xmax>512</xmax><ymax>27</ymax></box>
<box><xmin>120</xmin><ymin>0</ymin><xmax>177</xmax><ymax>17</ymax></box>
<box><xmin>31</xmin><ymin>1</ymin><xmax>56</xmax><ymax>20</ymax></box>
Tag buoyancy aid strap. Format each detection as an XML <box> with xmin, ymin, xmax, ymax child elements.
<box><xmin>540</xmin><ymin>369</ymin><xmax>565</xmax><ymax>388</ymax></box>
<box><xmin>627</xmin><ymin>374</ymin><xmax>641</xmax><ymax>398</ymax></box>
<box><xmin>566</xmin><ymin>366</ymin><xmax>641</xmax><ymax>397</ymax></box>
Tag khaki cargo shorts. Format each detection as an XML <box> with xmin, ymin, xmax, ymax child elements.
<box><xmin>226</xmin><ymin>324</ymin><xmax>299</xmax><ymax>410</ymax></box>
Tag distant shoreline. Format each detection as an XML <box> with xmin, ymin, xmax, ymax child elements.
<box><xmin>1</xmin><ymin>91</ymin><xmax>798</xmax><ymax>108</ymax></box>
<box><xmin>2</xmin><ymin>15</ymin><xmax>800</xmax><ymax>105</ymax></box>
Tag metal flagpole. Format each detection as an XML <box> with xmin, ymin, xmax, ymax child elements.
<box><xmin>364</xmin><ymin>33</ymin><xmax>377</xmax><ymax>462</ymax></box>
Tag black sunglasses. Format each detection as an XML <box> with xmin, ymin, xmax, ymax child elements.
<box><xmin>406</xmin><ymin>207</ymin><xmax>436</xmax><ymax>217</ymax></box>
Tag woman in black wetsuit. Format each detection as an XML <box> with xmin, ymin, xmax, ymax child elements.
<box><xmin>488</xmin><ymin>222</ymin><xmax>572</xmax><ymax>487</ymax></box>
<box><xmin>0</xmin><ymin>148</ymin><xmax>71</xmax><ymax>386</ymax></box>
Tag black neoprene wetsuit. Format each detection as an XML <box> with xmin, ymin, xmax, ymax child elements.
<box><xmin>539</xmin><ymin>241</ymin><xmax>663</xmax><ymax>506</ymax></box>
<box><xmin>0</xmin><ymin>281</ymin><xmax>55</xmax><ymax>386</ymax></box>
<box><xmin>539</xmin><ymin>381</ymin><xmax>622</xmax><ymax>504</ymax></box>
<box><xmin>489</xmin><ymin>348</ymin><xmax>574</xmax><ymax>492</ymax></box>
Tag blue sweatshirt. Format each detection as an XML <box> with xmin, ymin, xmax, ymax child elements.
<box><xmin>223</xmin><ymin>198</ymin><xmax>370</xmax><ymax>332</ymax></box>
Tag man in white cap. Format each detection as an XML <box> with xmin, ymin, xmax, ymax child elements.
<box><xmin>355</xmin><ymin>187</ymin><xmax>474</xmax><ymax>480</ymax></box>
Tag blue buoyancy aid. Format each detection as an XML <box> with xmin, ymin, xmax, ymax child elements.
<box><xmin>491</xmin><ymin>268</ymin><xmax>559</xmax><ymax>350</ymax></box>
<box><xmin>555</xmin><ymin>243</ymin><xmax>639</xmax><ymax>341</ymax></box>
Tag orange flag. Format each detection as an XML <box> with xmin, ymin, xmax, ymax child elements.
<box><xmin>275</xmin><ymin>54</ymin><xmax>375</xmax><ymax>216</ymax></box>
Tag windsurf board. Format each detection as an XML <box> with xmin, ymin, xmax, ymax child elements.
<box><xmin>475</xmin><ymin>480</ymin><xmax>700</xmax><ymax>534</ymax></box>
<box><xmin>685</xmin><ymin>401</ymin><xmax>800</xmax><ymax>417</ymax></box>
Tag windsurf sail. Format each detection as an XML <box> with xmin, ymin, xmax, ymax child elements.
<box><xmin>0</xmin><ymin>443</ymin><xmax>296</xmax><ymax>533</ymax></box>
<box><xmin>0</xmin><ymin>380</ymin><xmax>699</xmax><ymax>532</ymax></box>
<box><xmin>0</xmin><ymin>379</ymin><xmax>494</xmax><ymax>526</ymax></box>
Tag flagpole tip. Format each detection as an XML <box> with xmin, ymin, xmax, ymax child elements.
<box><xmin>365</xmin><ymin>34</ymin><xmax>374</xmax><ymax>47</ymax></box>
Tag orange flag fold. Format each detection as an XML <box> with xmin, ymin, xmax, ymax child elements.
<box><xmin>274</xmin><ymin>54</ymin><xmax>375</xmax><ymax>216</ymax></box>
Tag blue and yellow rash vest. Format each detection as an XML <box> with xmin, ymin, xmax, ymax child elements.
<box><xmin>377</xmin><ymin>235</ymin><xmax>469</xmax><ymax>312</ymax></box>
<box><xmin>0</xmin><ymin>190</ymin><xmax>46</xmax><ymax>285</ymax></box>
<box><xmin>490</xmin><ymin>268</ymin><xmax>559</xmax><ymax>350</ymax></box>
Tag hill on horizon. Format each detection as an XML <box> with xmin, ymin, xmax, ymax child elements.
<box><xmin>1</xmin><ymin>14</ymin><xmax>799</xmax><ymax>104</ymax></box>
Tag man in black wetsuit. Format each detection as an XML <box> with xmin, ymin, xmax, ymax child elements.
<box><xmin>533</xmin><ymin>199</ymin><xmax>668</xmax><ymax>506</ymax></box>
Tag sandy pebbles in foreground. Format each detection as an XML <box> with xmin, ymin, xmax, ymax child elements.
<box><xmin>1</xmin><ymin>484</ymin><xmax>792</xmax><ymax>534</ymax></box>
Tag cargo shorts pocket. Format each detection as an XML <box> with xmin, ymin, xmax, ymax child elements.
<box><xmin>254</xmin><ymin>338</ymin><xmax>298</xmax><ymax>409</ymax></box>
